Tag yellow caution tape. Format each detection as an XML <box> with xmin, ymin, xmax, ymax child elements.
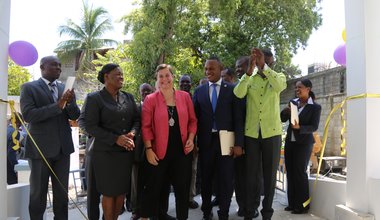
<box><xmin>8</xmin><ymin>100</ymin><xmax>20</xmax><ymax>151</ymax></box>
<box><xmin>303</xmin><ymin>93</ymin><xmax>380</xmax><ymax>208</ymax></box>
<box><xmin>1</xmin><ymin>98</ymin><xmax>88</xmax><ymax>220</ymax></box>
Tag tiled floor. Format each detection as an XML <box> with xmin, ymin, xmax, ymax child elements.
<box><xmin>61</xmin><ymin>190</ymin><xmax>325</xmax><ymax>220</ymax></box>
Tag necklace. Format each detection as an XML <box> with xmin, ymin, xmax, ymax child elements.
<box><xmin>168</xmin><ymin>106</ymin><xmax>175</xmax><ymax>127</ymax></box>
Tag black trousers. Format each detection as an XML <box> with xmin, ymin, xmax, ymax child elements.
<box><xmin>284</xmin><ymin>141</ymin><xmax>313</xmax><ymax>209</ymax></box>
<box><xmin>140</xmin><ymin>152</ymin><xmax>192</xmax><ymax>220</ymax></box>
<box><xmin>7</xmin><ymin>159</ymin><xmax>18</xmax><ymax>185</ymax></box>
<box><xmin>130</xmin><ymin>161</ymin><xmax>147</xmax><ymax>215</ymax></box>
<box><xmin>245</xmin><ymin>134</ymin><xmax>281</xmax><ymax>219</ymax></box>
<box><xmin>234</xmin><ymin>154</ymin><xmax>246</xmax><ymax>212</ymax></box>
<box><xmin>200</xmin><ymin>133</ymin><xmax>234</xmax><ymax>219</ymax></box>
<box><xmin>85</xmin><ymin>153</ymin><xmax>101</xmax><ymax>220</ymax></box>
<box><xmin>234</xmin><ymin>154</ymin><xmax>263</xmax><ymax>214</ymax></box>
<box><xmin>29</xmin><ymin>154</ymin><xmax>70</xmax><ymax>220</ymax></box>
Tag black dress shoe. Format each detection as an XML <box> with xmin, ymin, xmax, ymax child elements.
<box><xmin>291</xmin><ymin>208</ymin><xmax>308</xmax><ymax>214</ymax></box>
<box><xmin>237</xmin><ymin>208</ymin><xmax>245</xmax><ymax>217</ymax></box>
<box><xmin>130</xmin><ymin>213</ymin><xmax>140</xmax><ymax>220</ymax></box>
<box><xmin>202</xmin><ymin>212</ymin><xmax>213</xmax><ymax>220</ymax></box>
<box><xmin>211</xmin><ymin>197</ymin><xmax>219</xmax><ymax>207</ymax></box>
<box><xmin>160</xmin><ymin>213</ymin><xmax>176</xmax><ymax>220</ymax></box>
<box><xmin>253</xmin><ymin>209</ymin><xmax>259</xmax><ymax>218</ymax></box>
<box><xmin>189</xmin><ymin>200</ymin><xmax>199</xmax><ymax>209</ymax></box>
<box><xmin>126</xmin><ymin>200</ymin><xmax>132</xmax><ymax>212</ymax></box>
<box><xmin>284</xmin><ymin>206</ymin><xmax>294</xmax><ymax>211</ymax></box>
<box><xmin>119</xmin><ymin>206</ymin><xmax>126</xmax><ymax>215</ymax></box>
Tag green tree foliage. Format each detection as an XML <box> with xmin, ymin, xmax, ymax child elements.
<box><xmin>55</xmin><ymin>0</ymin><xmax>117</xmax><ymax>73</ymax></box>
<box><xmin>8</xmin><ymin>60</ymin><xmax>31</xmax><ymax>96</ymax></box>
<box><xmin>121</xmin><ymin>0</ymin><xmax>322</xmax><ymax>80</ymax></box>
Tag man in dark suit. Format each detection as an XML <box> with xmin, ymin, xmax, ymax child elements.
<box><xmin>20</xmin><ymin>56</ymin><xmax>80</xmax><ymax>220</ymax></box>
<box><xmin>193</xmin><ymin>56</ymin><xmax>244</xmax><ymax>220</ymax></box>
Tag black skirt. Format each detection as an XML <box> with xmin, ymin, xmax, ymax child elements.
<box><xmin>92</xmin><ymin>150</ymin><xmax>133</xmax><ymax>196</ymax></box>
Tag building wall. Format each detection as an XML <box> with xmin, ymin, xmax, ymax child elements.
<box><xmin>280</xmin><ymin>66</ymin><xmax>347</xmax><ymax>156</ymax></box>
<box><xmin>59</xmin><ymin>57</ymin><xmax>104</xmax><ymax>103</ymax></box>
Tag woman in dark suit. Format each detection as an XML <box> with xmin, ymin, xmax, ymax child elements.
<box><xmin>83</xmin><ymin>63</ymin><xmax>140</xmax><ymax>220</ymax></box>
<box><xmin>140</xmin><ymin>64</ymin><xmax>197</xmax><ymax>220</ymax></box>
<box><xmin>280</xmin><ymin>78</ymin><xmax>321</xmax><ymax>214</ymax></box>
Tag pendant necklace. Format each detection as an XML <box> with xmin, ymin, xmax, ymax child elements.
<box><xmin>168</xmin><ymin>106</ymin><xmax>175</xmax><ymax>127</ymax></box>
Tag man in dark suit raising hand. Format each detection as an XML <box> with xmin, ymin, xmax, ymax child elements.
<box><xmin>20</xmin><ymin>55</ymin><xmax>80</xmax><ymax>220</ymax></box>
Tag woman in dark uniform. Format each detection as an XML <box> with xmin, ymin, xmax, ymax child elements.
<box><xmin>83</xmin><ymin>63</ymin><xmax>140</xmax><ymax>220</ymax></box>
<box><xmin>281</xmin><ymin>79</ymin><xmax>321</xmax><ymax>214</ymax></box>
<box><xmin>140</xmin><ymin>64</ymin><xmax>197</xmax><ymax>220</ymax></box>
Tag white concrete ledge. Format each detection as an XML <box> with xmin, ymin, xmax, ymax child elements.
<box><xmin>7</xmin><ymin>183</ymin><xmax>30</xmax><ymax>220</ymax></box>
<box><xmin>335</xmin><ymin>204</ymin><xmax>374</xmax><ymax>220</ymax></box>
<box><xmin>308</xmin><ymin>177</ymin><xmax>346</xmax><ymax>220</ymax></box>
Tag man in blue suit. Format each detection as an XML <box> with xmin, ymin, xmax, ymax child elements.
<box><xmin>20</xmin><ymin>56</ymin><xmax>80</xmax><ymax>220</ymax></box>
<box><xmin>193</xmin><ymin>56</ymin><xmax>244</xmax><ymax>220</ymax></box>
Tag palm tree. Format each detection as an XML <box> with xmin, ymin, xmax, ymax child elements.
<box><xmin>55</xmin><ymin>0</ymin><xmax>117</xmax><ymax>73</ymax></box>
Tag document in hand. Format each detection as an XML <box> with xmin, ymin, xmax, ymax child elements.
<box><xmin>64</xmin><ymin>76</ymin><xmax>76</xmax><ymax>93</ymax></box>
<box><xmin>290</xmin><ymin>102</ymin><xmax>299</xmax><ymax>125</ymax></box>
<box><xmin>63</xmin><ymin>76</ymin><xmax>76</xmax><ymax>108</ymax></box>
<box><xmin>219</xmin><ymin>130</ymin><xmax>235</xmax><ymax>156</ymax></box>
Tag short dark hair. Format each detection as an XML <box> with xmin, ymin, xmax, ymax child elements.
<box><xmin>237</xmin><ymin>56</ymin><xmax>249</xmax><ymax>64</ymax></box>
<box><xmin>179</xmin><ymin>74</ymin><xmax>192</xmax><ymax>83</ymax></box>
<box><xmin>40</xmin><ymin>56</ymin><xmax>58</xmax><ymax>66</ymax></box>
<box><xmin>206</xmin><ymin>55</ymin><xmax>224</xmax><ymax>69</ymax></box>
<box><xmin>97</xmin><ymin>63</ymin><xmax>120</xmax><ymax>84</ymax></box>
<box><xmin>223</xmin><ymin>68</ymin><xmax>235</xmax><ymax>77</ymax></box>
<box><xmin>139</xmin><ymin>83</ymin><xmax>154</xmax><ymax>92</ymax></box>
<box><xmin>262</xmin><ymin>48</ymin><xmax>273</xmax><ymax>57</ymax></box>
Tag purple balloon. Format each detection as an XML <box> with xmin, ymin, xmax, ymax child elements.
<box><xmin>333</xmin><ymin>44</ymin><xmax>346</xmax><ymax>66</ymax></box>
<box><xmin>8</xmin><ymin>41</ymin><xmax>38</xmax><ymax>66</ymax></box>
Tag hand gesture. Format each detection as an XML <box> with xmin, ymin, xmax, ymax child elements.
<box><xmin>116</xmin><ymin>134</ymin><xmax>135</xmax><ymax>150</ymax></box>
<box><xmin>246</xmin><ymin>51</ymin><xmax>257</xmax><ymax>76</ymax></box>
<box><xmin>146</xmin><ymin>149</ymin><xmax>159</xmax><ymax>165</ymax></box>
<box><xmin>282</xmin><ymin>106</ymin><xmax>291</xmax><ymax>115</ymax></box>
<box><xmin>251</xmin><ymin>48</ymin><xmax>265</xmax><ymax>70</ymax></box>
<box><xmin>291</xmin><ymin>120</ymin><xmax>300</xmax><ymax>130</ymax></box>
<box><xmin>58</xmin><ymin>89</ymin><xmax>75</xmax><ymax>109</ymax></box>
<box><xmin>184</xmin><ymin>139</ymin><xmax>194</xmax><ymax>154</ymax></box>
<box><xmin>230</xmin><ymin>146</ymin><xmax>243</xmax><ymax>158</ymax></box>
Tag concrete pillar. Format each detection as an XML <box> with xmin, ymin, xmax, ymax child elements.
<box><xmin>0</xmin><ymin>0</ymin><xmax>11</xmax><ymax>219</ymax></box>
<box><xmin>345</xmin><ymin>0</ymin><xmax>380</xmax><ymax>214</ymax></box>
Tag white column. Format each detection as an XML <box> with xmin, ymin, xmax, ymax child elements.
<box><xmin>345</xmin><ymin>0</ymin><xmax>380</xmax><ymax>213</ymax></box>
<box><xmin>0</xmin><ymin>0</ymin><xmax>11</xmax><ymax>219</ymax></box>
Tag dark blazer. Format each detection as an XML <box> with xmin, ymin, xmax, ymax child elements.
<box><xmin>133</xmin><ymin>103</ymin><xmax>145</xmax><ymax>162</ymax></box>
<box><xmin>281</xmin><ymin>99</ymin><xmax>322</xmax><ymax>145</ymax></box>
<box><xmin>20</xmin><ymin>78</ymin><xmax>80</xmax><ymax>159</ymax></box>
<box><xmin>193</xmin><ymin>81</ymin><xmax>244</xmax><ymax>149</ymax></box>
<box><xmin>83</xmin><ymin>88</ymin><xmax>140</xmax><ymax>152</ymax></box>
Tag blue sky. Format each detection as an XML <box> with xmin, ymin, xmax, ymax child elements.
<box><xmin>9</xmin><ymin>0</ymin><xmax>345</xmax><ymax>78</ymax></box>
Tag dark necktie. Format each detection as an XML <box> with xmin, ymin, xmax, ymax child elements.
<box><xmin>49</xmin><ymin>82</ymin><xmax>58</xmax><ymax>102</ymax></box>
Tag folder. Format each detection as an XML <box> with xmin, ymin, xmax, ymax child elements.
<box><xmin>62</xmin><ymin>76</ymin><xmax>76</xmax><ymax>108</ymax></box>
<box><xmin>290</xmin><ymin>102</ymin><xmax>299</xmax><ymax>125</ymax></box>
<box><xmin>219</xmin><ymin>130</ymin><xmax>235</xmax><ymax>156</ymax></box>
<box><xmin>64</xmin><ymin>76</ymin><xmax>76</xmax><ymax>93</ymax></box>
